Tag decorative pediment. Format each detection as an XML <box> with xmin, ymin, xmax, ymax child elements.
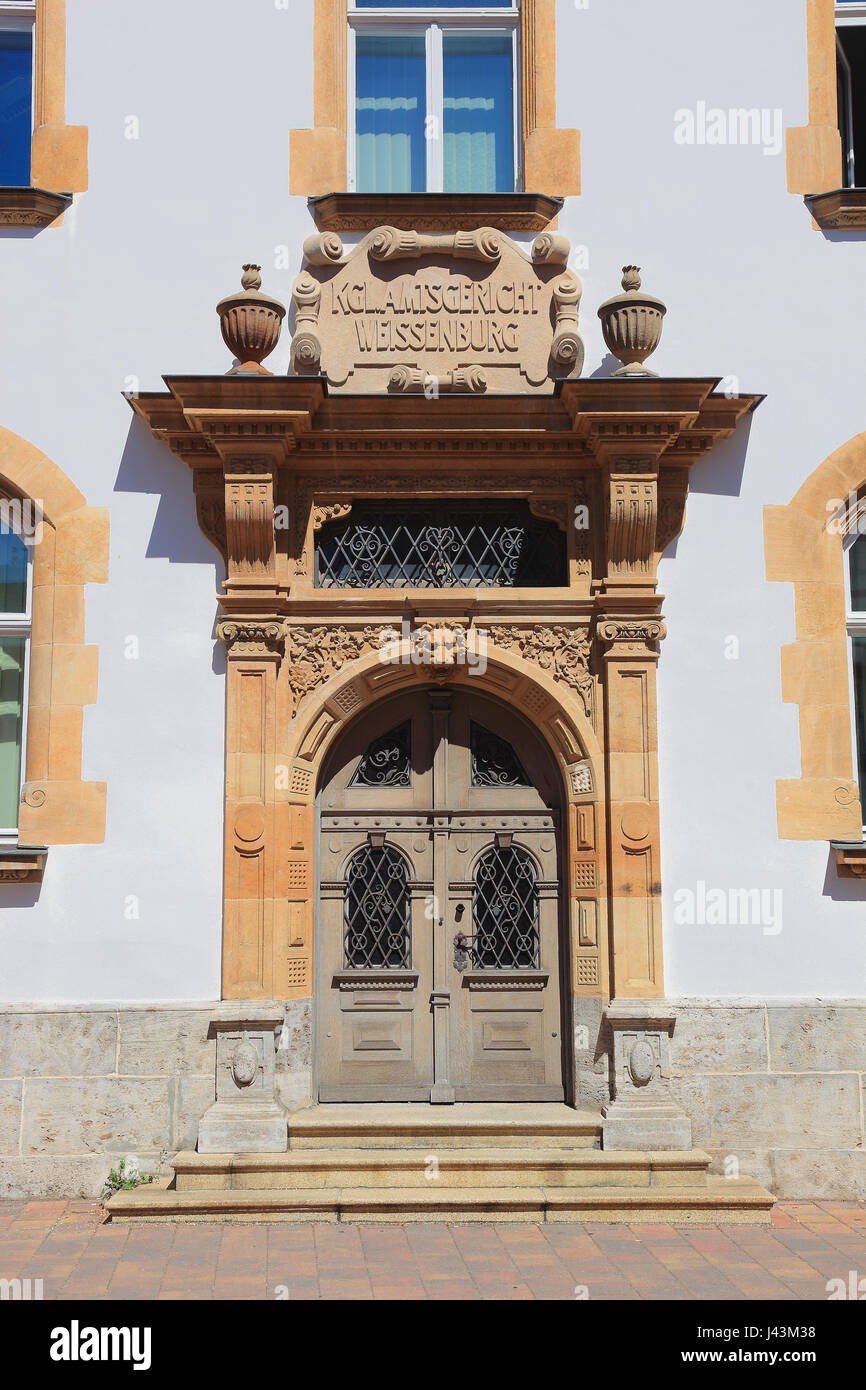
<box><xmin>290</xmin><ymin>226</ymin><xmax>584</xmax><ymax>394</ymax></box>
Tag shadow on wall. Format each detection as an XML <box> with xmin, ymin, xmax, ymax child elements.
<box><xmin>114</xmin><ymin>415</ymin><xmax>225</xmax><ymax>572</ymax></box>
<box><xmin>822</xmin><ymin>847</ymin><xmax>866</xmax><ymax>902</ymax></box>
<box><xmin>0</xmin><ymin>881</ymin><xmax>42</xmax><ymax>909</ymax></box>
<box><xmin>114</xmin><ymin>415</ymin><xmax>227</xmax><ymax>675</ymax></box>
<box><xmin>687</xmin><ymin>411</ymin><xmax>753</xmax><ymax>500</ymax></box>
<box><xmin>652</xmin><ymin>405</ymin><xmax>754</xmax><ymax>563</ymax></box>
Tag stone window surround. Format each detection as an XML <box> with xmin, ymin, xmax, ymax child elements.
<box><xmin>764</xmin><ymin>430</ymin><xmax>866</xmax><ymax>846</ymax></box>
<box><xmin>784</xmin><ymin>0</ymin><xmax>866</xmax><ymax>227</ymax></box>
<box><xmin>0</xmin><ymin>425</ymin><xmax>108</xmax><ymax>866</ymax></box>
<box><xmin>0</xmin><ymin>0</ymin><xmax>88</xmax><ymax>230</ymax></box>
<box><xmin>289</xmin><ymin>0</ymin><xmax>580</xmax><ymax>200</ymax></box>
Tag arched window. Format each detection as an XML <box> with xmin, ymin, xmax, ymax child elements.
<box><xmin>472</xmin><ymin>843</ymin><xmax>539</xmax><ymax>968</ymax></box>
<box><xmin>846</xmin><ymin>532</ymin><xmax>866</xmax><ymax>813</ymax></box>
<box><xmin>343</xmin><ymin>842</ymin><xmax>410</xmax><ymax>967</ymax></box>
<box><xmin>0</xmin><ymin>525</ymin><xmax>31</xmax><ymax>838</ymax></box>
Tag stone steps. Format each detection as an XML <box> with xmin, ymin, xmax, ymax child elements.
<box><xmin>103</xmin><ymin>1103</ymin><xmax>776</xmax><ymax>1224</ymax></box>
<box><xmin>172</xmin><ymin>1146</ymin><xmax>712</xmax><ymax>1191</ymax></box>
<box><xmin>284</xmin><ymin>1102</ymin><xmax>603</xmax><ymax>1149</ymax></box>
<box><xmin>107</xmin><ymin>1177</ymin><xmax>775</xmax><ymax>1224</ymax></box>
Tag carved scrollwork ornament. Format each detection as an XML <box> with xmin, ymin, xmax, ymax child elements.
<box><xmin>596</xmin><ymin>619</ymin><xmax>667</xmax><ymax>653</ymax></box>
<box><xmin>291</xmin><ymin>272</ymin><xmax>323</xmax><ymax>374</ymax></box>
<box><xmin>550</xmin><ymin>271</ymin><xmax>585</xmax><ymax>377</ymax></box>
<box><xmin>488</xmin><ymin>625</ymin><xmax>594</xmax><ymax>718</ymax></box>
<box><xmin>217</xmin><ymin>619</ymin><xmax>286</xmax><ymax>656</ymax></box>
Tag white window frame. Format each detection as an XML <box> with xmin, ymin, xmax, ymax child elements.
<box><xmin>0</xmin><ymin>1</ymin><xmax>37</xmax><ymax>164</ymax></box>
<box><xmin>0</xmin><ymin>532</ymin><xmax>32</xmax><ymax>843</ymax></box>
<box><xmin>843</xmin><ymin>528</ymin><xmax>866</xmax><ymax>829</ymax></box>
<box><xmin>837</xmin><ymin>34</ymin><xmax>856</xmax><ymax>186</ymax></box>
<box><xmin>347</xmin><ymin>1</ymin><xmax>521</xmax><ymax>194</ymax></box>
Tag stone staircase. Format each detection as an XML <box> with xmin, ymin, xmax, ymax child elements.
<box><xmin>106</xmin><ymin>1104</ymin><xmax>775</xmax><ymax>1224</ymax></box>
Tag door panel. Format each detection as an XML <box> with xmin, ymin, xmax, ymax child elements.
<box><xmin>316</xmin><ymin>688</ymin><xmax>565</xmax><ymax>1102</ymax></box>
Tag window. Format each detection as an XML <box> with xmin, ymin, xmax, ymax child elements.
<box><xmin>316</xmin><ymin>500</ymin><xmax>566</xmax><ymax>588</ymax></box>
<box><xmin>343</xmin><ymin>843</ymin><xmax>411</xmax><ymax>967</ymax></box>
<box><xmin>0</xmin><ymin>525</ymin><xmax>30</xmax><ymax>837</ymax></box>
<box><xmin>350</xmin><ymin>721</ymin><xmax>412</xmax><ymax>787</ymax></box>
<box><xmin>846</xmin><ymin>535</ymin><xmax>866</xmax><ymax>818</ymax></box>
<box><xmin>472</xmin><ymin>844</ymin><xmax>539</xmax><ymax>969</ymax></box>
<box><xmin>0</xmin><ymin>2</ymin><xmax>35</xmax><ymax>185</ymax></box>
<box><xmin>348</xmin><ymin>0</ymin><xmax>519</xmax><ymax>193</ymax></box>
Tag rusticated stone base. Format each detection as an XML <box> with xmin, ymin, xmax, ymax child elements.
<box><xmin>0</xmin><ymin>1000</ymin><xmax>313</xmax><ymax>1198</ymax></box>
<box><xmin>1</xmin><ymin>996</ymin><xmax>866</xmax><ymax>1199</ymax></box>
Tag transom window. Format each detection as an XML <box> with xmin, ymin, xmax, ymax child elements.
<box><xmin>0</xmin><ymin>524</ymin><xmax>31</xmax><ymax>837</ymax></box>
<box><xmin>348</xmin><ymin>0</ymin><xmax>519</xmax><ymax>193</ymax></box>
<box><xmin>0</xmin><ymin>2</ymin><xmax>35</xmax><ymax>186</ymax></box>
<box><xmin>316</xmin><ymin>500</ymin><xmax>566</xmax><ymax>588</ymax></box>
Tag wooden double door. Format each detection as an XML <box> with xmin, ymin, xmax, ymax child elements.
<box><xmin>317</xmin><ymin>689</ymin><xmax>565</xmax><ymax>1102</ymax></box>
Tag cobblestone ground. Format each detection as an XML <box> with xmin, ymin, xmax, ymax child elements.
<box><xmin>0</xmin><ymin>1201</ymin><xmax>864</xmax><ymax>1300</ymax></box>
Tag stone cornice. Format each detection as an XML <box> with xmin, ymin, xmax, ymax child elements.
<box><xmin>128</xmin><ymin>376</ymin><xmax>761</xmax><ymax>599</ymax></box>
<box><xmin>308</xmin><ymin>192</ymin><xmax>564</xmax><ymax>234</ymax></box>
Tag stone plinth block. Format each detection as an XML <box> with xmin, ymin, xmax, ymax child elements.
<box><xmin>601</xmin><ymin>1099</ymin><xmax>692</xmax><ymax>1152</ymax></box>
<box><xmin>198</xmin><ymin>1101</ymin><xmax>288</xmax><ymax>1155</ymax></box>
<box><xmin>602</xmin><ymin>1001</ymin><xmax>692</xmax><ymax>1152</ymax></box>
<box><xmin>197</xmin><ymin>1002</ymin><xmax>288</xmax><ymax>1155</ymax></box>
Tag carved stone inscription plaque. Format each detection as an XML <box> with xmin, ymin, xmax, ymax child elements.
<box><xmin>290</xmin><ymin>227</ymin><xmax>584</xmax><ymax>395</ymax></box>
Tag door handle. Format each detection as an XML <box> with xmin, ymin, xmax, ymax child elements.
<box><xmin>453</xmin><ymin>930</ymin><xmax>476</xmax><ymax>972</ymax></box>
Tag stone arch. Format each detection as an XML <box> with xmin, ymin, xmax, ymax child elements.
<box><xmin>281</xmin><ymin>639</ymin><xmax>609</xmax><ymax>1004</ymax></box>
<box><xmin>764</xmin><ymin>430</ymin><xmax>866</xmax><ymax>842</ymax></box>
<box><xmin>0</xmin><ymin>425</ymin><xmax>108</xmax><ymax>851</ymax></box>
<box><xmin>287</xmin><ymin>641</ymin><xmax>603</xmax><ymax>797</ymax></box>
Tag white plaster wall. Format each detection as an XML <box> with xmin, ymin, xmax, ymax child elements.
<box><xmin>0</xmin><ymin>0</ymin><xmax>863</xmax><ymax>1001</ymax></box>
<box><xmin>556</xmin><ymin>0</ymin><xmax>866</xmax><ymax>994</ymax></box>
<box><xmin>0</xmin><ymin>0</ymin><xmax>315</xmax><ymax>1001</ymax></box>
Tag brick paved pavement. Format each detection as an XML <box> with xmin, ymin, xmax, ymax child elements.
<box><xmin>0</xmin><ymin>1200</ymin><xmax>863</xmax><ymax>1300</ymax></box>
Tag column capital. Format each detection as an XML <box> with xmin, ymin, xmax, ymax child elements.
<box><xmin>216</xmin><ymin>616</ymin><xmax>285</xmax><ymax>659</ymax></box>
<box><xmin>596</xmin><ymin>617</ymin><xmax>666</xmax><ymax>659</ymax></box>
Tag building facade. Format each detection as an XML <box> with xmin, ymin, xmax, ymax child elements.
<box><xmin>0</xmin><ymin>0</ymin><xmax>865</xmax><ymax>1208</ymax></box>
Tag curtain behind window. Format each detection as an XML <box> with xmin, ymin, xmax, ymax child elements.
<box><xmin>356</xmin><ymin>35</ymin><xmax>426</xmax><ymax>192</ymax></box>
<box><xmin>443</xmin><ymin>34</ymin><xmax>513</xmax><ymax>193</ymax></box>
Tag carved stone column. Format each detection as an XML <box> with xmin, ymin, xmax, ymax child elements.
<box><xmin>217</xmin><ymin>619</ymin><xmax>285</xmax><ymax>999</ymax></box>
<box><xmin>597</xmin><ymin>617</ymin><xmax>666</xmax><ymax>998</ymax></box>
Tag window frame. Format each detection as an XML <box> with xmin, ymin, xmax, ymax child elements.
<box><xmin>843</xmin><ymin>526</ymin><xmax>866</xmax><ymax>829</ymax></box>
<box><xmin>347</xmin><ymin>0</ymin><xmax>522</xmax><ymax>194</ymax></box>
<box><xmin>0</xmin><ymin>0</ymin><xmax>37</xmax><ymax>187</ymax></box>
<box><xmin>0</xmin><ymin>527</ymin><xmax>32</xmax><ymax>842</ymax></box>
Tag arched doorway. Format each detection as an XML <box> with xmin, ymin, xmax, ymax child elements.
<box><xmin>316</xmin><ymin>686</ymin><xmax>567</xmax><ymax>1102</ymax></box>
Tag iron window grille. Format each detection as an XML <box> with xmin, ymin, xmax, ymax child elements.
<box><xmin>470</xmin><ymin>721</ymin><xmax>530</xmax><ymax>787</ymax></box>
<box><xmin>343</xmin><ymin>843</ymin><xmax>411</xmax><ymax>968</ymax></box>
<box><xmin>316</xmin><ymin>501</ymin><xmax>566</xmax><ymax>588</ymax></box>
<box><xmin>471</xmin><ymin>844</ymin><xmax>540</xmax><ymax>968</ymax></box>
<box><xmin>350</xmin><ymin>721</ymin><xmax>412</xmax><ymax>787</ymax></box>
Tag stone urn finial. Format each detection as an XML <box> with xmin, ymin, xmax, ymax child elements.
<box><xmin>216</xmin><ymin>264</ymin><xmax>286</xmax><ymax>375</ymax></box>
<box><xmin>597</xmin><ymin>264</ymin><xmax>666</xmax><ymax>376</ymax></box>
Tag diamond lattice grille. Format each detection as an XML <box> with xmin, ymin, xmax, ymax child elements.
<box><xmin>316</xmin><ymin>502</ymin><xmax>566</xmax><ymax>589</ymax></box>
<box><xmin>472</xmin><ymin>846</ymin><xmax>540</xmax><ymax>969</ymax></box>
<box><xmin>343</xmin><ymin>844</ymin><xmax>410</xmax><ymax>968</ymax></box>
